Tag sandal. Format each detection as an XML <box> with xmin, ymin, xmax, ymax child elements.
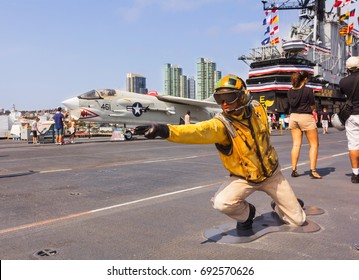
<box><xmin>291</xmin><ymin>170</ymin><xmax>299</xmax><ymax>177</ymax></box>
<box><xmin>310</xmin><ymin>170</ymin><xmax>322</xmax><ymax>179</ymax></box>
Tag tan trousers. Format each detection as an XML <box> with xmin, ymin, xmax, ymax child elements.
<box><xmin>211</xmin><ymin>168</ymin><xmax>306</xmax><ymax>226</ymax></box>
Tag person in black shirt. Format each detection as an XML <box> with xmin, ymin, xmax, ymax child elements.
<box><xmin>339</xmin><ymin>56</ymin><xmax>359</xmax><ymax>183</ymax></box>
<box><xmin>287</xmin><ymin>71</ymin><xmax>321</xmax><ymax>179</ymax></box>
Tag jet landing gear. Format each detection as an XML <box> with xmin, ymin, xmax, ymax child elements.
<box><xmin>124</xmin><ymin>130</ymin><xmax>133</xmax><ymax>140</ymax></box>
<box><xmin>203</xmin><ymin>206</ymin><xmax>324</xmax><ymax>244</ymax></box>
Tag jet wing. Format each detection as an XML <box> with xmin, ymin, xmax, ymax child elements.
<box><xmin>155</xmin><ymin>95</ymin><xmax>219</xmax><ymax>108</ymax></box>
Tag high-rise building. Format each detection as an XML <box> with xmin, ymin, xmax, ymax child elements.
<box><xmin>196</xmin><ymin>58</ymin><xmax>221</xmax><ymax>100</ymax></box>
<box><xmin>214</xmin><ymin>71</ymin><xmax>222</xmax><ymax>86</ymax></box>
<box><xmin>164</xmin><ymin>63</ymin><xmax>186</xmax><ymax>97</ymax></box>
<box><xmin>187</xmin><ymin>77</ymin><xmax>196</xmax><ymax>99</ymax></box>
<box><xmin>179</xmin><ymin>75</ymin><xmax>188</xmax><ymax>98</ymax></box>
<box><xmin>126</xmin><ymin>73</ymin><xmax>147</xmax><ymax>94</ymax></box>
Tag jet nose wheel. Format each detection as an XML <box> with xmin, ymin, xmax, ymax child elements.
<box><xmin>124</xmin><ymin>130</ymin><xmax>133</xmax><ymax>140</ymax></box>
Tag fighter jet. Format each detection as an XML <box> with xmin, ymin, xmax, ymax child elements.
<box><xmin>62</xmin><ymin>89</ymin><xmax>221</xmax><ymax>140</ymax></box>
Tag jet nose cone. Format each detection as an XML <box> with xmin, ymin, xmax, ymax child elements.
<box><xmin>62</xmin><ymin>97</ymin><xmax>79</xmax><ymax>110</ymax></box>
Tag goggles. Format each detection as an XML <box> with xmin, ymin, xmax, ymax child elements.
<box><xmin>213</xmin><ymin>91</ymin><xmax>242</xmax><ymax>105</ymax></box>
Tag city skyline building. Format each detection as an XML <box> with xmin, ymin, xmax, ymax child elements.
<box><xmin>179</xmin><ymin>75</ymin><xmax>188</xmax><ymax>98</ymax></box>
<box><xmin>214</xmin><ymin>70</ymin><xmax>222</xmax><ymax>88</ymax></box>
<box><xmin>126</xmin><ymin>73</ymin><xmax>147</xmax><ymax>94</ymax></box>
<box><xmin>127</xmin><ymin>59</ymin><xmax>221</xmax><ymax>100</ymax></box>
<box><xmin>196</xmin><ymin>58</ymin><xmax>221</xmax><ymax>100</ymax></box>
<box><xmin>164</xmin><ymin>63</ymin><xmax>184</xmax><ymax>97</ymax></box>
<box><xmin>187</xmin><ymin>77</ymin><xmax>196</xmax><ymax>99</ymax></box>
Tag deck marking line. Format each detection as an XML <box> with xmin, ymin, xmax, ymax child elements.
<box><xmin>0</xmin><ymin>212</ymin><xmax>90</xmax><ymax>235</ymax></box>
<box><xmin>143</xmin><ymin>156</ymin><xmax>198</xmax><ymax>164</ymax></box>
<box><xmin>90</xmin><ymin>182</ymin><xmax>219</xmax><ymax>213</ymax></box>
<box><xmin>40</xmin><ymin>169</ymin><xmax>72</xmax><ymax>173</ymax></box>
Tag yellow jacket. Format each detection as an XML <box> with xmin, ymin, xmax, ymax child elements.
<box><xmin>167</xmin><ymin>101</ymin><xmax>278</xmax><ymax>183</ymax></box>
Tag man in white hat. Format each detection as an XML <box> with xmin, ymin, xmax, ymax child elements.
<box><xmin>339</xmin><ymin>56</ymin><xmax>359</xmax><ymax>183</ymax></box>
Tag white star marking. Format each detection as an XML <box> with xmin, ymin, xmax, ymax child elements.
<box><xmin>133</xmin><ymin>103</ymin><xmax>142</xmax><ymax>116</ymax></box>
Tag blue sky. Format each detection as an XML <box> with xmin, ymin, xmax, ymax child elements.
<box><xmin>0</xmin><ymin>0</ymin><xmax>336</xmax><ymax>111</ymax></box>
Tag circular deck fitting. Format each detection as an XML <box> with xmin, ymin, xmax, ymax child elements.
<box><xmin>33</xmin><ymin>248</ymin><xmax>57</xmax><ymax>257</ymax></box>
<box><xmin>303</xmin><ymin>206</ymin><xmax>325</xmax><ymax>215</ymax></box>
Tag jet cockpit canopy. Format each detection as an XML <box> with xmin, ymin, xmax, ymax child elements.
<box><xmin>78</xmin><ymin>89</ymin><xmax>117</xmax><ymax>99</ymax></box>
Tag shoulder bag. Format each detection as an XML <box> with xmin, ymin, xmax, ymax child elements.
<box><xmin>338</xmin><ymin>75</ymin><xmax>359</xmax><ymax>124</ymax></box>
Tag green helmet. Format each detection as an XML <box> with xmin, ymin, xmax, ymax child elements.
<box><xmin>214</xmin><ymin>75</ymin><xmax>246</xmax><ymax>92</ymax></box>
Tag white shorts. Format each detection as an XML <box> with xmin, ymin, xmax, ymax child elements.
<box><xmin>321</xmin><ymin>120</ymin><xmax>329</xmax><ymax>128</ymax></box>
<box><xmin>345</xmin><ymin>115</ymin><xmax>359</xmax><ymax>150</ymax></box>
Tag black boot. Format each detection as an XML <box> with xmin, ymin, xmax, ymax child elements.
<box><xmin>236</xmin><ymin>203</ymin><xmax>256</xmax><ymax>231</ymax></box>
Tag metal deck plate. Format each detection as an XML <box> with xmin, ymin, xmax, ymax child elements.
<box><xmin>203</xmin><ymin>206</ymin><xmax>324</xmax><ymax>244</ymax></box>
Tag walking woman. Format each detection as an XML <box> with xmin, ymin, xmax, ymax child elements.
<box><xmin>287</xmin><ymin>71</ymin><xmax>322</xmax><ymax>179</ymax></box>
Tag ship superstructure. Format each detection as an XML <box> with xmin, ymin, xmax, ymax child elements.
<box><xmin>240</xmin><ymin>0</ymin><xmax>359</xmax><ymax>114</ymax></box>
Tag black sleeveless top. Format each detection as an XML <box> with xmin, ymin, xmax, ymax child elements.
<box><xmin>287</xmin><ymin>86</ymin><xmax>315</xmax><ymax>114</ymax></box>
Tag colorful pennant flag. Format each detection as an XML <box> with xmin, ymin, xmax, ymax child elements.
<box><xmin>270</xmin><ymin>37</ymin><xmax>280</xmax><ymax>45</ymax></box>
<box><xmin>340</xmin><ymin>11</ymin><xmax>350</xmax><ymax>21</ymax></box>
<box><xmin>270</xmin><ymin>15</ymin><xmax>279</xmax><ymax>25</ymax></box>
<box><xmin>333</xmin><ymin>0</ymin><xmax>342</xmax><ymax>7</ymax></box>
<box><xmin>260</xmin><ymin>8</ymin><xmax>280</xmax><ymax>47</ymax></box>
<box><xmin>343</xmin><ymin>0</ymin><xmax>351</xmax><ymax>7</ymax></box>
<box><xmin>347</xmin><ymin>22</ymin><xmax>354</xmax><ymax>34</ymax></box>
<box><xmin>261</xmin><ymin>37</ymin><xmax>270</xmax><ymax>46</ymax></box>
<box><xmin>264</xmin><ymin>26</ymin><xmax>270</xmax><ymax>35</ymax></box>
<box><xmin>339</xmin><ymin>26</ymin><xmax>348</xmax><ymax>36</ymax></box>
<box><xmin>262</xmin><ymin>14</ymin><xmax>271</xmax><ymax>25</ymax></box>
<box><xmin>346</xmin><ymin>34</ymin><xmax>353</xmax><ymax>45</ymax></box>
<box><xmin>270</xmin><ymin>26</ymin><xmax>279</xmax><ymax>36</ymax></box>
<box><xmin>333</xmin><ymin>0</ymin><xmax>352</xmax><ymax>7</ymax></box>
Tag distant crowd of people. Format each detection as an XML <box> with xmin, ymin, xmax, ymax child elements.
<box><xmin>268</xmin><ymin>108</ymin><xmax>331</xmax><ymax>135</ymax></box>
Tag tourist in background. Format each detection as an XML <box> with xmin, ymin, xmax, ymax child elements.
<box><xmin>68</xmin><ymin>118</ymin><xmax>77</xmax><ymax>144</ymax></box>
<box><xmin>312</xmin><ymin>108</ymin><xmax>318</xmax><ymax>125</ymax></box>
<box><xmin>31</xmin><ymin>117</ymin><xmax>40</xmax><ymax>144</ymax></box>
<box><xmin>287</xmin><ymin>71</ymin><xmax>321</xmax><ymax>179</ymax></box>
<box><xmin>339</xmin><ymin>56</ymin><xmax>359</xmax><ymax>183</ymax></box>
<box><xmin>184</xmin><ymin>111</ymin><xmax>191</xmax><ymax>125</ymax></box>
<box><xmin>53</xmin><ymin>107</ymin><xmax>65</xmax><ymax>145</ymax></box>
<box><xmin>320</xmin><ymin>108</ymin><xmax>330</xmax><ymax>134</ymax></box>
